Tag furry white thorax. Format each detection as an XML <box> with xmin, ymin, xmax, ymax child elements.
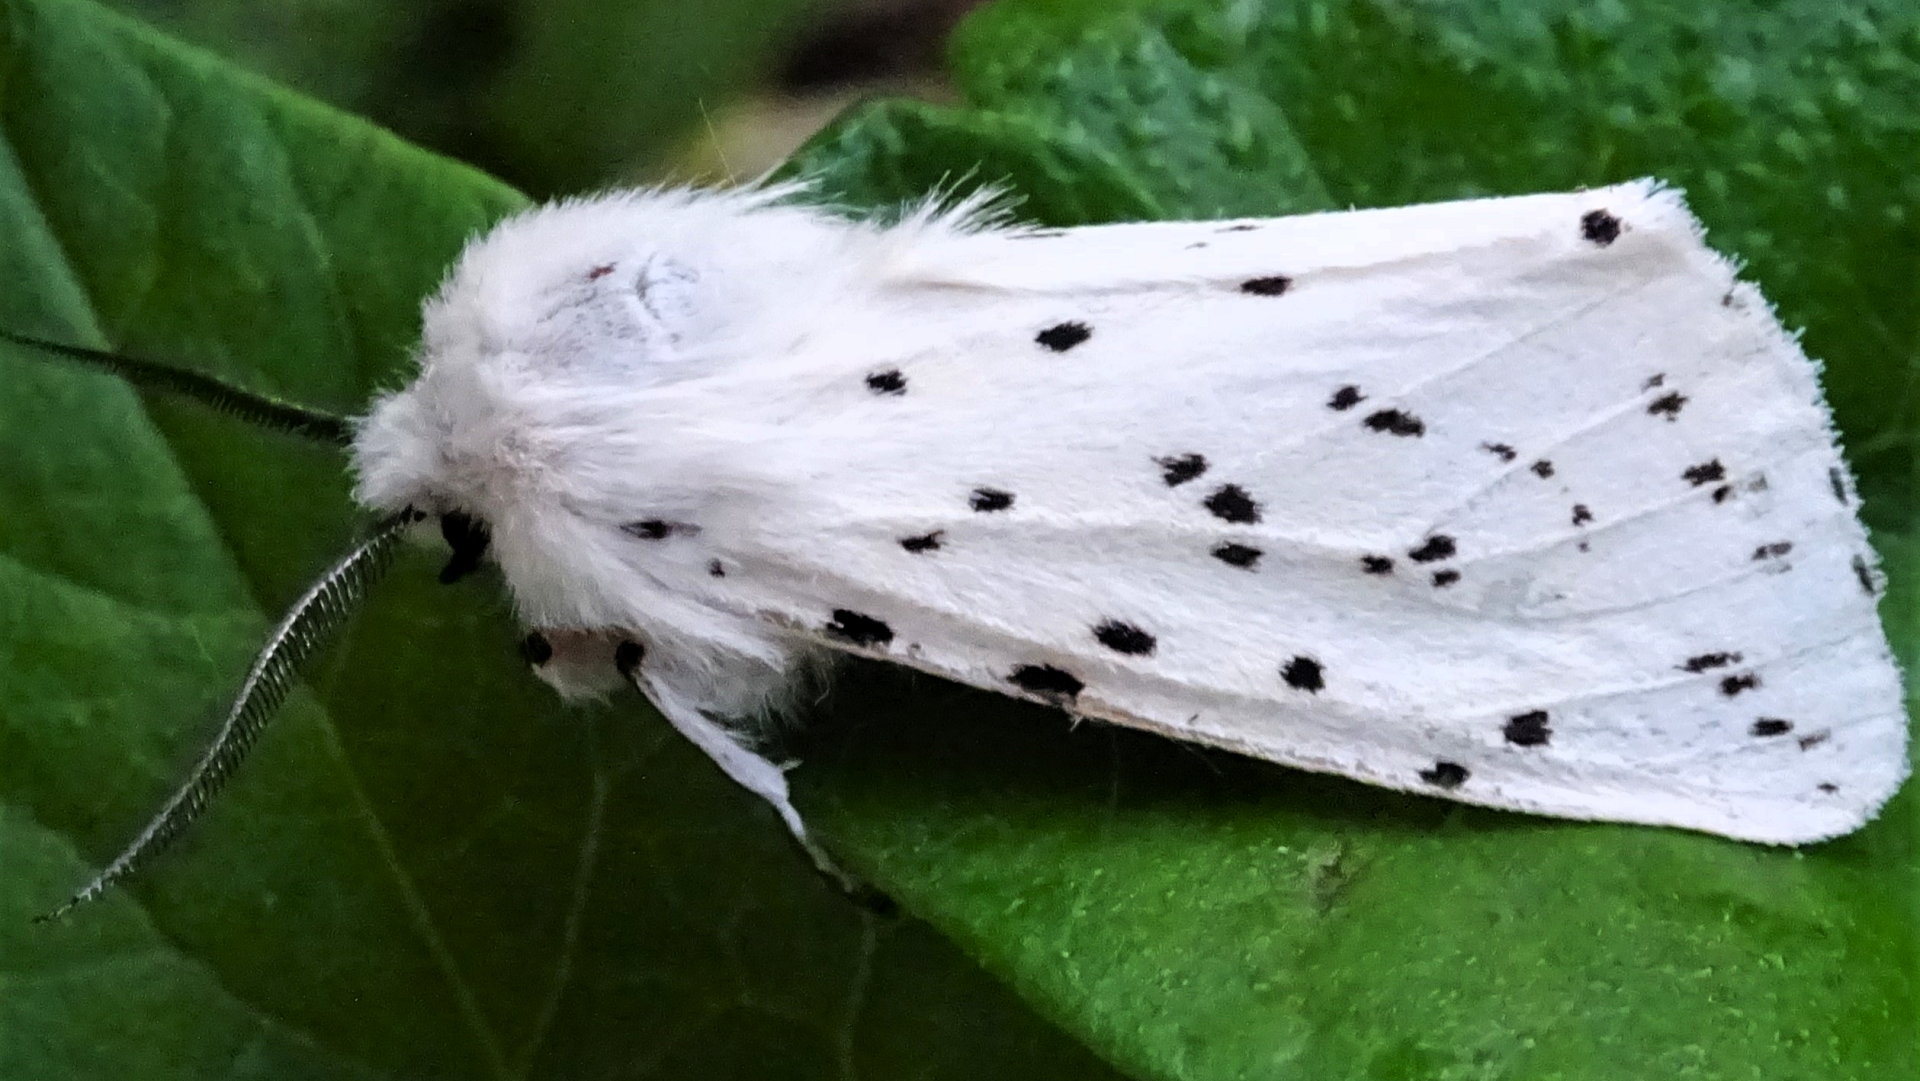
<box><xmin>350</xmin><ymin>180</ymin><xmax>1908</xmax><ymax>846</ymax></box>
<box><xmin>354</xmin><ymin>187</ymin><xmax>987</xmax><ymax>718</ymax></box>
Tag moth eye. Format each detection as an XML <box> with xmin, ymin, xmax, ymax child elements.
<box><xmin>615</xmin><ymin>639</ymin><xmax>645</xmax><ymax>678</ymax></box>
<box><xmin>439</xmin><ymin>511</ymin><xmax>491</xmax><ymax>584</ymax></box>
<box><xmin>520</xmin><ymin>632</ymin><xmax>554</xmax><ymax>667</ymax></box>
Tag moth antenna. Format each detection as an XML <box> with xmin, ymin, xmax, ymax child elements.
<box><xmin>1</xmin><ymin>329</ymin><xmax>354</xmax><ymax>446</ymax></box>
<box><xmin>36</xmin><ymin>511</ymin><xmax>416</xmax><ymax>922</ymax></box>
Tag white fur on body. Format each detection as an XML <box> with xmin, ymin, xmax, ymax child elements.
<box><xmin>353</xmin><ymin>180</ymin><xmax>1908</xmax><ymax>847</ymax></box>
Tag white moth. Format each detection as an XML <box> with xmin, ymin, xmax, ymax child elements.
<box><xmin>23</xmin><ymin>177</ymin><xmax>1911</xmax><ymax>914</ymax></box>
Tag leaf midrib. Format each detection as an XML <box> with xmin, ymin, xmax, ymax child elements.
<box><xmin>1</xmin><ymin>74</ymin><xmax>539</xmax><ymax>1081</ymax></box>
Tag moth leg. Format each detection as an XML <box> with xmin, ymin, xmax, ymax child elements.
<box><xmin>527</xmin><ymin>629</ymin><xmax>890</xmax><ymax>912</ymax></box>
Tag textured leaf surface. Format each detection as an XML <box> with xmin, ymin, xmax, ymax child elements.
<box><xmin>5</xmin><ymin>0</ymin><xmax>1916</xmax><ymax>1079</ymax></box>
<box><xmin>0</xmin><ymin>1</ymin><xmax>1121</xmax><ymax>1078</ymax></box>
<box><xmin>99</xmin><ymin>0</ymin><xmax>828</xmax><ymax>195</ymax></box>
<box><xmin>789</xmin><ymin>1</ymin><xmax>1919</xmax><ymax>1079</ymax></box>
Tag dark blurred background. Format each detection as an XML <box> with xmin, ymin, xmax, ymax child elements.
<box><xmin>108</xmin><ymin>0</ymin><xmax>988</xmax><ymax>195</ymax></box>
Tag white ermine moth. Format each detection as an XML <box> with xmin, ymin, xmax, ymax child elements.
<box><xmin>17</xmin><ymin>178</ymin><xmax>1909</xmax><ymax>916</ymax></box>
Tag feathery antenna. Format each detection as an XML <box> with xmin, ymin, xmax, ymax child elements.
<box><xmin>38</xmin><ymin>511</ymin><xmax>417</xmax><ymax>922</ymax></box>
<box><xmin>1</xmin><ymin>329</ymin><xmax>355</xmax><ymax>446</ymax></box>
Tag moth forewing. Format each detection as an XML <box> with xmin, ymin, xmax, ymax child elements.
<box><xmin>23</xmin><ymin>178</ymin><xmax>1912</xmax><ymax>917</ymax></box>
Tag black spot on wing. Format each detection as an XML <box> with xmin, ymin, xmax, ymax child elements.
<box><xmin>1420</xmin><ymin>761</ymin><xmax>1469</xmax><ymax>788</ymax></box>
<box><xmin>1711</xmin><ymin>485</ymin><xmax>1733</xmax><ymax>504</ymax></box>
<box><xmin>1798</xmin><ymin>731</ymin><xmax>1831</xmax><ymax>751</ymax></box>
<box><xmin>1818</xmin><ymin>782</ymin><xmax>1840</xmax><ymax>793</ymax></box>
<box><xmin>1752</xmin><ymin>541</ymin><xmax>1793</xmax><ymax>561</ymax></box>
<box><xmin>439</xmin><ymin>511</ymin><xmax>491</xmax><ymax>584</ymax></box>
<box><xmin>1644</xmin><ymin>373</ymin><xmax>1666</xmax><ymax>389</ymax></box>
<box><xmin>1363</xmin><ymin>409</ymin><xmax>1425</xmax><ymax>437</ymax></box>
<box><xmin>970</xmin><ymin>487</ymin><xmax>1014</xmax><ymax>512</ymax></box>
<box><xmin>1481</xmin><ymin>442</ymin><xmax>1517</xmax><ymax>462</ymax></box>
<box><xmin>1217</xmin><ymin>223</ymin><xmax>1258</xmax><ymax>233</ymax></box>
<box><xmin>1720</xmin><ymin>673</ymin><xmax>1760</xmax><ymax>697</ymax></box>
<box><xmin>1361</xmin><ymin>555</ymin><xmax>1393</xmax><ymax>575</ymax></box>
<box><xmin>1327</xmin><ymin>385</ymin><xmax>1365</xmax><ymax>411</ymax></box>
<box><xmin>1009</xmin><ymin>664</ymin><xmax>1083</xmax><ymax>703</ymax></box>
<box><xmin>707</xmin><ymin>559</ymin><xmax>726</xmax><ymax>578</ymax></box>
<box><xmin>1681</xmin><ymin>651</ymin><xmax>1742</xmax><ymax>673</ymax></box>
<box><xmin>1648</xmin><ymin>392</ymin><xmax>1688</xmax><ymax>419</ymax></box>
<box><xmin>1093</xmin><ymin>620</ymin><xmax>1156</xmax><ymax>656</ymax></box>
<box><xmin>1204</xmin><ymin>484</ymin><xmax>1261</xmax><ymax>524</ymax></box>
<box><xmin>1580</xmin><ymin>209</ymin><xmax>1622</xmax><ymax>245</ymax></box>
<box><xmin>1751</xmin><ymin>718</ymin><xmax>1793</xmax><ymax>737</ymax></box>
<box><xmin>1432</xmin><ymin>569</ymin><xmax>1461</xmax><ymax>587</ymax></box>
<box><xmin>900</xmin><ymin>531</ymin><xmax>944</xmax><ymax>553</ymax></box>
<box><xmin>624</xmin><ymin>519</ymin><xmax>701</xmax><ymax>540</ymax></box>
<box><xmin>1211</xmin><ymin>542</ymin><xmax>1261</xmax><ymax>569</ymax></box>
<box><xmin>1571</xmin><ymin>504</ymin><xmax>1593</xmax><ymax>526</ymax></box>
<box><xmin>1830</xmin><ymin>467</ymin><xmax>1849</xmax><ymax>504</ymax></box>
<box><xmin>1854</xmin><ymin>554</ymin><xmax>1878</xmax><ymax>595</ymax></box>
<box><xmin>1281</xmin><ymin>656</ymin><xmax>1324</xmax><ymax>692</ymax></box>
<box><xmin>1036</xmin><ymin>321</ymin><xmax>1092</xmax><ymax>352</ymax></box>
<box><xmin>1683</xmin><ymin>459</ymin><xmax>1725</xmax><ymax>487</ymax></box>
<box><xmin>825</xmin><ymin>609</ymin><xmax>894</xmax><ymax>648</ymax></box>
<box><xmin>1156</xmin><ymin>453</ymin><xmax>1208</xmax><ymax>486</ymax></box>
<box><xmin>1503</xmin><ymin>710</ymin><xmax>1551</xmax><ymax>747</ymax></box>
<box><xmin>1530</xmin><ymin>459</ymin><xmax>1554</xmax><ymax>479</ymax></box>
<box><xmin>1407</xmin><ymin>535</ymin><xmax>1456</xmax><ymax>563</ymax></box>
<box><xmin>1240</xmin><ymin>276</ymin><xmax>1292</xmax><ymax>296</ymax></box>
<box><xmin>865</xmin><ymin>368</ymin><xmax>907</xmax><ymax>395</ymax></box>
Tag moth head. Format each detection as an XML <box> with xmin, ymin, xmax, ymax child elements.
<box><xmin>349</xmin><ymin>192</ymin><xmax>772</xmax><ymax>581</ymax></box>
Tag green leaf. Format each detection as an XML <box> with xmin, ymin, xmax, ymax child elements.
<box><xmin>789</xmin><ymin>2</ymin><xmax>1920</xmax><ymax>1079</ymax></box>
<box><xmin>7</xmin><ymin>0</ymin><xmax>1917</xmax><ymax>1079</ymax></box>
<box><xmin>0</xmin><ymin>1</ymin><xmax>1123</xmax><ymax>1078</ymax></box>
<box><xmin>98</xmin><ymin>0</ymin><xmax>830</xmax><ymax>195</ymax></box>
